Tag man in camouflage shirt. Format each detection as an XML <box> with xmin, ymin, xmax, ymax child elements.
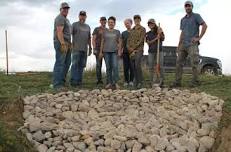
<box><xmin>127</xmin><ymin>15</ymin><xmax>146</xmax><ymax>88</ymax></box>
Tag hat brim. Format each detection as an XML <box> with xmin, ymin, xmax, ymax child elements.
<box><xmin>148</xmin><ymin>22</ymin><xmax>155</xmax><ymax>24</ymax></box>
<box><xmin>62</xmin><ymin>6</ymin><xmax>70</xmax><ymax>9</ymax></box>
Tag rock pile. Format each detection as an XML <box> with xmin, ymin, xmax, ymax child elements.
<box><xmin>21</xmin><ymin>88</ymin><xmax>224</xmax><ymax>152</ymax></box>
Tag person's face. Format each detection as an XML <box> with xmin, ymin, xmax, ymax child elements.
<box><xmin>108</xmin><ymin>19</ymin><xmax>115</xmax><ymax>29</ymax></box>
<box><xmin>134</xmin><ymin>18</ymin><xmax>141</xmax><ymax>25</ymax></box>
<box><xmin>79</xmin><ymin>15</ymin><xmax>87</xmax><ymax>23</ymax></box>
<box><xmin>185</xmin><ymin>4</ymin><xmax>193</xmax><ymax>14</ymax></box>
<box><xmin>124</xmin><ymin>20</ymin><xmax>132</xmax><ymax>30</ymax></box>
<box><xmin>61</xmin><ymin>7</ymin><xmax>69</xmax><ymax>16</ymax></box>
<box><xmin>100</xmin><ymin>20</ymin><xmax>107</xmax><ymax>27</ymax></box>
<box><xmin>148</xmin><ymin>23</ymin><xmax>156</xmax><ymax>29</ymax></box>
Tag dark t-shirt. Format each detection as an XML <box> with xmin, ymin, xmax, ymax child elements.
<box><xmin>121</xmin><ymin>30</ymin><xmax>130</xmax><ymax>53</ymax></box>
<box><xmin>53</xmin><ymin>14</ymin><xmax>71</xmax><ymax>43</ymax></box>
<box><xmin>146</xmin><ymin>31</ymin><xmax>163</xmax><ymax>53</ymax></box>
<box><xmin>92</xmin><ymin>26</ymin><xmax>106</xmax><ymax>51</ymax></box>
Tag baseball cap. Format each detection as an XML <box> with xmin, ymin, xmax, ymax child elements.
<box><xmin>79</xmin><ymin>11</ymin><xmax>87</xmax><ymax>16</ymax></box>
<box><xmin>148</xmin><ymin>19</ymin><xmax>156</xmax><ymax>24</ymax></box>
<box><xmin>100</xmin><ymin>17</ymin><xmax>107</xmax><ymax>21</ymax></box>
<box><xmin>60</xmin><ymin>2</ymin><xmax>70</xmax><ymax>9</ymax></box>
<box><xmin>133</xmin><ymin>15</ymin><xmax>141</xmax><ymax>20</ymax></box>
<box><xmin>185</xmin><ymin>1</ymin><xmax>193</xmax><ymax>7</ymax></box>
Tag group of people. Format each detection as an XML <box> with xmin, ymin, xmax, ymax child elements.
<box><xmin>52</xmin><ymin>1</ymin><xmax>207</xmax><ymax>90</ymax></box>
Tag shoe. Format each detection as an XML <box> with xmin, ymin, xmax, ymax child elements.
<box><xmin>170</xmin><ymin>81</ymin><xmax>182</xmax><ymax>88</ymax></box>
<box><xmin>123</xmin><ymin>82</ymin><xmax>129</xmax><ymax>87</ymax></box>
<box><xmin>97</xmin><ymin>80</ymin><xmax>104</xmax><ymax>85</ymax></box>
<box><xmin>115</xmin><ymin>83</ymin><xmax>120</xmax><ymax>89</ymax></box>
<box><xmin>189</xmin><ymin>80</ymin><xmax>201</xmax><ymax>88</ymax></box>
<box><xmin>105</xmin><ymin>84</ymin><xmax>112</xmax><ymax>89</ymax></box>
<box><xmin>137</xmin><ymin>83</ymin><xmax>143</xmax><ymax>89</ymax></box>
<box><xmin>129</xmin><ymin>82</ymin><xmax>134</xmax><ymax>87</ymax></box>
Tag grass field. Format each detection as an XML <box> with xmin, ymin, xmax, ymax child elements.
<box><xmin>0</xmin><ymin>71</ymin><xmax>231</xmax><ymax>152</ymax></box>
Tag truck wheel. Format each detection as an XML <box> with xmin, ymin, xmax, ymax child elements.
<box><xmin>202</xmin><ymin>66</ymin><xmax>218</xmax><ymax>76</ymax></box>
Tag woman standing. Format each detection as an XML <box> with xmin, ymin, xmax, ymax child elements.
<box><xmin>146</xmin><ymin>19</ymin><xmax>165</xmax><ymax>87</ymax></box>
<box><xmin>99</xmin><ymin>16</ymin><xmax>121</xmax><ymax>89</ymax></box>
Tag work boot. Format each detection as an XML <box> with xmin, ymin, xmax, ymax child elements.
<box><xmin>170</xmin><ymin>81</ymin><xmax>182</xmax><ymax>88</ymax></box>
<box><xmin>189</xmin><ymin>80</ymin><xmax>201</xmax><ymax>88</ymax></box>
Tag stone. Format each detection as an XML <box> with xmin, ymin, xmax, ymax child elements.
<box><xmin>33</xmin><ymin>130</ymin><xmax>45</xmax><ymax>142</ymax></box>
<box><xmin>22</xmin><ymin>89</ymin><xmax>223</xmax><ymax>151</ymax></box>
<box><xmin>199</xmin><ymin>136</ymin><xmax>215</xmax><ymax>149</ymax></box>
<box><xmin>132</xmin><ymin>141</ymin><xmax>142</xmax><ymax>152</ymax></box>
<box><xmin>37</xmin><ymin>144</ymin><xmax>48</xmax><ymax>152</ymax></box>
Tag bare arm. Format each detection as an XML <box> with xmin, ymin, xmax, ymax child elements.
<box><xmin>199</xmin><ymin>22</ymin><xmax>207</xmax><ymax>40</ymax></box>
<box><xmin>88</xmin><ymin>33</ymin><xmax>92</xmax><ymax>56</ymax></box>
<box><xmin>118</xmin><ymin>38</ymin><xmax>123</xmax><ymax>56</ymax></box>
<box><xmin>57</xmin><ymin>26</ymin><xmax>65</xmax><ymax>44</ymax></box>
<box><xmin>178</xmin><ymin>31</ymin><xmax>183</xmax><ymax>47</ymax></box>
<box><xmin>99</xmin><ymin>36</ymin><xmax>104</xmax><ymax>58</ymax></box>
<box><xmin>92</xmin><ymin>35</ymin><xmax>97</xmax><ymax>49</ymax></box>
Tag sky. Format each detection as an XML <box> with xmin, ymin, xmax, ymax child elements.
<box><xmin>0</xmin><ymin>0</ymin><xmax>231</xmax><ymax>74</ymax></box>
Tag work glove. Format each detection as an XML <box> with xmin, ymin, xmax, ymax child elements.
<box><xmin>61</xmin><ymin>42</ymin><xmax>68</xmax><ymax>53</ymax></box>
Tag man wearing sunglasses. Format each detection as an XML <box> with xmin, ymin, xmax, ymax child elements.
<box><xmin>53</xmin><ymin>2</ymin><xmax>72</xmax><ymax>90</ymax></box>
<box><xmin>171</xmin><ymin>1</ymin><xmax>207</xmax><ymax>88</ymax></box>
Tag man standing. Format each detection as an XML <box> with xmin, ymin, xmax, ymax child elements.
<box><xmin>127</xmin><ymin>15</ymin><xmax>146</xmax><ymax>89</ymax></box>
<box><xmin>121</xmin><ymin>19</ymin><xmax>134</xmax><ymax>87</ymax></box>
<box><xmin>92</xmin><ymin>17</ymin><xmax>107</xmax><ymax>85</ymax></box>
<box><xmin>146</xmin><ymin>19</ymin><xmax>165</xmax><ymax>87</ymax></box>
<box><xmin>171</xmin><ymin>1</ymin><xmax>207</xmax><ymax>88</ymax></box>
<box><xmin>53</xmin><ymin>2</ymin><xmax>72</xmax><ymax>90</ymax></box>
<box><xmin>70</xmin><ymin>11</ymin><xmax>92</xmax><ymax>87</ymax></box>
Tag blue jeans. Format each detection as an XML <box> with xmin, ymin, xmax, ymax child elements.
<box><xmin>104</xmin><ymin>52</ymin><xmax>118</xmax><ymax>85</ymax></box>
<box><xmin>95</xmin><ymin>54</ymin><xmax>103</xmax><ymax>82</ymax></box>
<box><xmin>70</xmin><ymin>51</ymin><xmax>87</xmax><ymax>86</ymax></box>
<box><xmin>53</xmin><ymin>41</ymin><xmax>71</xmax><ymax>89</ymax></box>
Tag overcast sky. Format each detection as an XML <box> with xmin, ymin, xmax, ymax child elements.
<box><xmin>0</xmin><ymin>0</ymin><xmax>231</xmax><ymax>74</ymax></box>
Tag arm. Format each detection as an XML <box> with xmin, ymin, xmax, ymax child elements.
<box><xmin>92</xmin><ymin>35</ymin><xmax>96</xmax><ymax>49</ymax></box>
<box><xmin>199</xmin><ymin>22</ymin><xmax>207</xmax><ymax>40</ymax></box>
<box><xmin>88</xmin><ymin>31</ymin><xmax>92</xmax><ymax>56</ymax></box>
<box><xmin>178</xmin><ymin>31</ymin><xmax>183</xmax><ymax>48</ymax></box>
<box><xmin>127</xmin><ymin>32</ymin><xmax>134</xmax><ymax>54</ymax></box>
<box><xmin>99</xmin><ymin>36</ymin><xmax>104</xmax><ymax>59</ymax></box>
<box><xmin>118</xmin><ymin>37</ymin><xmax>123</xmax><ymax>56</ymax></box>
<box><xmin>57</xmin><ymin>26</ymin><xmax>65</xmax><ymax>45</ymax></box>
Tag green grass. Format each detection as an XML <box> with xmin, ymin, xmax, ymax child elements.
<box><xmin>0</xmin><ymin>71</ymin><xmax>231</xmax><ymax>152</ymax></box>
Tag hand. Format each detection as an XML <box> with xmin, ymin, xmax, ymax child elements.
<box><xmin>99</xmin><ymin>52</ymin><xmax>103</xmax><ymax>60</ymax></box>
<box><xmin>157</xmin><ymin>27</ymin><xmax>163</xmax><ymax>34</ymax></box>
<box><xmin>61</xmin><ymin>42</ymin><xmax>68</xmax><ymax>53</ymax></box>
<box><xmin>118</xmin><ymin>51</ymin><xmax>122</xmax><ymax>57</ymax></box>
<box><xmin>88</xmin><ymin>48</ymin><xmax>92</xmax><ymax>56</ymax></box>
<box><xmin>93</xmin><ymin>49</ymin><xmax>97</xmax><ymax>55</ymax></box>
<box><xmin>192</xmin><ymin>37</ymin><xmax>200</xmax><ymax>44</ymax></box>
<box><xmin>177</xmin><ymin>43</ymin><xmax>182</xmax><ymax>53</ymax></box>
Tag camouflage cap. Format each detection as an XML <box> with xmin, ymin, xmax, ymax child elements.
<box><xmin>148</xmin><ymin>19</ymin><xmax>156</xmax><ymax>24</ymax></box>
<box><xmin>185</xmin><ymin>1</ymin><xmax>193</xmax><ymax>7</ymax></box>
<box><xmin>60</xmin><ymin>2</ymin><xmax>70</xmax><ymax>9</ymax></box>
